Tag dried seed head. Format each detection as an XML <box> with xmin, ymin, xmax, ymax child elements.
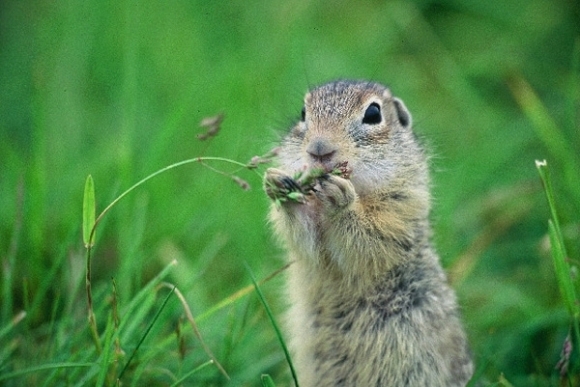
<box><xmin>232</xmin><ymin>176</ymin><xmax>251</xmax><ymax>191</ymax></box>
<box><xmin>197</xmin><ymin>113</ymin><xmax>224</xmax><ymax>141</ymax></box>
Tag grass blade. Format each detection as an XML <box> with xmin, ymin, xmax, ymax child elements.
<box><xmin>82</xmin><ymin>175</ymin><xmax>96</xmax><ymax>248</ymax></box>
<box><xmin>0</xmin><ymin>363</ymin><xmax>96</xmax><ymax>382</ymax></box>
<box><xmin>0</xmin><ymin>310</ymin><xmax>26</xmax><ymax>341</ymax></box>
<box><xmin>2</xmin><ymin>177</ymin><xmax>24</xmax><ymax>324</ymax></box>
<box><xmin>536</xmin><ymin>158</ymin><xmax>580</xmax><ymax>362</ymax></box>
<box><xmin>197</xmin><ymin>262</ymin><xmax>291</xmax><ymax>323</ymax></box>
<box><xmin>118</xmin><ymin>285</ymin><xmax>176</xmax><ymax>380</ymax></box>
<box><xmin>244</xmin><ymin>263</ymin><xmax>299</xmax><ymax>387</ymax></box>
<box><xmin>93</xmin><ymin>156</ymin><xmax>258</xmax><ymax>231</ymax></box>
<box><xmin>118</xmin><ymin>259</ymin><xmax>177</xmax><ymax>333</ymax></box>
<box><xmin>548</xmin><ymin>219</ymin><xmax>577</xmax><ymax>316</ymax></box>
<box><xmin>498</xmin><ymin>373</ymin><xmax>514</xmax><ymax>387</ymax></box>
<box><xmin>159</xmin><ymin>282</ymin><xmax>230</xmax><ymax>380</ymax></box>
<box><xmin>82</xmin><ymin>175</ymin><xmax>101</xmax><ymax>354</ymax></box>
<box><xmin>168</xmin><ymin>360</ymin><xmax>214</xmax><ymax>387</ymax></box>
<box><xmin>535</xmin><ymin>160</ymin><xmax>577</xmax><ymax>316</ymax></box>
<box><xmin>261</xmin><ymin>374</ymin><xmax>277</xmax><ymax>387</ymax></box>
<box><xmin>96</xmin><ymin>314</ymin><xmax>115</xmax><ymax>387</ymax></box>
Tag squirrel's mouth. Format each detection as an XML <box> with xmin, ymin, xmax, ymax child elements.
<box><xmin>309</xmin><ymin>157</ymin><xmax>334</xmax><ymax>171</ymax></box>
<box><xmin>308</xmin><ymin>160</ymin><xmax>334</xmax><ymax>173</ymax></box>
<box><xmin>308</xmin><ymin>160</ymin><xmax>352</xmax><ymax>180</ymax></box>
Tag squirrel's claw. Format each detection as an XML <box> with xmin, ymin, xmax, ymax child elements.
<box><xmin>316</xmin><ymin>175</ymin><xmax>356</xmax><ymax>209</ymax></box>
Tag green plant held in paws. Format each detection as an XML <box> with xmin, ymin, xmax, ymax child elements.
<box><xmin>268</xmin><ymin>161</ymin><xmax>351</xmax><ymax>206</ymax></box>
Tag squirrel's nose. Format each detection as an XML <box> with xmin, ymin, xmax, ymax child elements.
<box><xmin>306</xmin><ymin>138</ymin><xmax>337</xmax><ymax>164</ymax></box>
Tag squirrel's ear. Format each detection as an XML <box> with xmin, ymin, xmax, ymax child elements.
<box><xmin>393</xmin><ymin>98</ymin><xmax>412</xmax><ymax>128</ymax></box>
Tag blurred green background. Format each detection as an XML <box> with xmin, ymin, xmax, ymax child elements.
<box><xmin>1</xmin><ymin>0</ymin><xmax>579</xmax><ymax>385</ymax></box>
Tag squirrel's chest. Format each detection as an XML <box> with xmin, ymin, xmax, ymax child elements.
<box><xmin>294</xmin><ymin>263</ymin><xmax>431</xmax><ymax>334</ymax></box>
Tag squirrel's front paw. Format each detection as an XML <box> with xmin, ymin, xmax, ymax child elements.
<box><xmin>317</xmin><ymin>175</ymin><xmax>356</xmax><ymax>209</ymax></box>
<box><xmin>263</xmin><ymin>168</ymin><xmax>307</xmax><ymax>204</ymax></box>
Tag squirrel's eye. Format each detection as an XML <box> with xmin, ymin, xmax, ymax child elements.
<box><xmin>300</xmin><ymin>106</ymin><xmax>306</xmax><ymax>122</ymax></box>
<box><xmin>362</xmin><ymin>102</ymin><xmax>382</xmax><ymax>125</ymax></box>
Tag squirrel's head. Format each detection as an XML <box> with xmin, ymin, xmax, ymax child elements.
<box><xmin>278</xmin><ymin>80</ymin><xmax>429</xmax><ymax>198</ymax></box>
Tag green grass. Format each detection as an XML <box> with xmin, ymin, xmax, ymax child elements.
<box><xmin>1</xmin><ymin>0</ymin><xmax>579</xmax><ymax>385</ymax></box>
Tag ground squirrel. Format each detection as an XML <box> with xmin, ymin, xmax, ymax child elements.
<box><xmin>263</xmin><ymin>80</ymin><xmax>473</xmax><ymax>386</ymax></box>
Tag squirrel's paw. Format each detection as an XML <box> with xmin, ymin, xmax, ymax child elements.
<box><xmin>263</xmin><ymin>168</ymin><xmax>305</xmax><ymax>203</ymax></box>
<box><xmin>317</xmin><ymin>175</ymin><xmax>356</xmax><ymax>209</ymax></box>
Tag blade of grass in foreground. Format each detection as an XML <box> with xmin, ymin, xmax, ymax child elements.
<box><xmin>535</xmin><ymin>160</ymin><xmax>578</xmax><ymax>319</ymax></box>
<box><xmin>245</xmin><ymin>263</ymin><xmax>299</xmax><ymax>387</ymax></box>
<box><xmin>0</xmin><ymin>363</ymin><xmax>96</xmax><ymax>382</ymax></box>
<box><xmin>159</xmin><ymin>282</ymin><xmax>229</xmax><ymax>380</ymax></box>
<box><xmin>96</xmin><ymin>314</ymin><xmax>115</xmax><ymax>387</ymax></box>
<box><xmin>536</xmin><ymin>159</ymin><xmax>580</xmax><ymax>382</ymax></box>
<box><xmin>0</xmin><ymin>310</ymin><xmax>26</xmax><ymax>342</ymax></box>
<box><xmin>261</xmin><ymin>374</ymin><xmax>277</xmax><ymax>387</ymax></box>
<box><xmin>82</xmin><ymin>175</ymin><xmax>96</xmax><ymax>248</ymax></box>
<box><xmin>536</xmin><ymin>157</ymin><xmax>580</xmax><ymax>380</ymax></box>
<box><xmin>498</xmin><ymin>373</ymin><xmax>515</xmax><ymax>387</ymax></box>
<box><xmin>197</xmin><ymin>262</ymin><xmax>292</xmax><ymax>323</ymax></box>
<box><xmin>168</xmin><ymin>360</ymin><xmax>214</xmax><ymax>387</ymax></box>
<box><xmin>118</xmin><ymin>285</ymin><xmax>176</xmax><ymax>381</ymax></box>
<box><xmin>82</xmin><ymin>174</ymin><xmax>101</xmax><ymax>354</ymax></box>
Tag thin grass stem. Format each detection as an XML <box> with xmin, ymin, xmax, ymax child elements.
<box><xmin>90</xmin><ymin>156</ymin><xmax>259</xmax><ymax>243</ymax></box>
<box><xmin>197</xmin><ymin>262</ymin><xmax>292</xmax><ymax>323</ymax></box>
<box><xmin>159</xmin><ymin>282</ymin><xmax>230</xmax><ymax>380</ymax></box>
<box><xmin>168</xmin><ymin>360</ymin><xmax>214</xmax><ymax>387</ymax></box>
<box><xmin>245</xmin><ymin>263</ymin><xmax>299</xmax><ymax>387</ymax></box>
<box><xmin>0</xmin><ymin>363</ymin><xmax>97</xmax><ymax>382</ymax></box>
<box><xmin>118</xmin><ymin>285</ymin><xmax>176</xmax><ymax>380</ymax></box>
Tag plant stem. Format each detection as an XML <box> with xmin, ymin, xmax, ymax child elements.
<box><xmin>86</xmin><ymin>245</ymin><xmax>102</xmax><ymax>354</ymax></box>
<box><xmin>89</xmin><ymin>156</ymin><xmax>259</xmax><ymax>243</ymax></box>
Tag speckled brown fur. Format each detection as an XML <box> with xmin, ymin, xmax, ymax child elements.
<box><xmin>264</xmin><ymin>80</ymin><xmax>473</xmax><ymax>387</ymax></box>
